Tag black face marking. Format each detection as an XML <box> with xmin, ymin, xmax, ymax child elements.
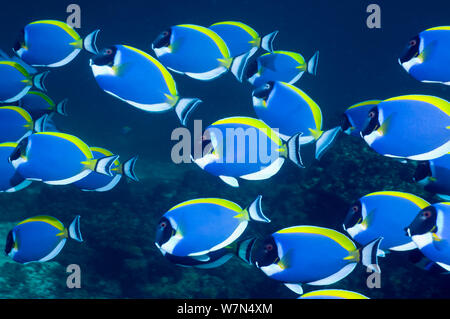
<box><xmin>91</xmin><ymin>46</ymin><xmax>117</xmax><ymax>66</ymax></box>
<box><xmin>361</xmin><ymin>106</ymin><xmax>380</xmax><ymax>136</ymax></box>
<box><xmin>252</xmin><ymin>81</ymin><xmax>274</xmax><ymax>100</ymax></box>
<box><xmin>343</xmin><ymin>200</ymin><xmax>363</xmax><ymax>230</ymax></box>
<box><xmin>400</xmin><ymin>35</ymin><xmax>421</xmax><ymax>64</ymax></box>
<box><xmin>13</xmin><ymin>29</ymin><xmax>25</xmax><ymax>52</ymax></box>
<box><xmin>253</xmin><ymin>236</ymin><xmax>278</xmax><ymax>268</ymax></box>
<box><xmin>155</xmin><ymin>217</ymin><xmax>173</xmax><ymax>247</ymax></box>
<box><xmin>413</xmin><ymin>161</ymin><xmax>432</xmax><ymax>182</ymax></box>
<box><xmin>4</xmin><ymin>230</ymin><xmax>14</xmax><ymax>255</ymax></box>
<box><xmin>245</xmin><ymin>59</ymin><xmax>259</xmax><ymax>80</ymax></box>
<box><xmin>406</xmin><ymin>205</ymin><xmax>438</xmax><ymax>236</ymax></box>
<box><xmin>152</xmin><ymin>29</ymin><xmax>172</xmax><ymax>49</ymax></box>
<box><xmin>8</xmin><ymin>137</ymin><xmax>28</xmax><ymax>163</ymax></box>
<box><xmin>340</xmin><ymin>114</ymin><xmax>352</xmax><ymax>131</ymax></box>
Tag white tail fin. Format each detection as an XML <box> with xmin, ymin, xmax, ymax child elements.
<box><xmin>175</xmin><ymin>98</ymin><xmax>202</xmax><ymax>126</ymax></box>
<box><xmin>247</xmin><ymin>195</ymin><xmax>270</xmax><ymax>223</ymax></box>
<box><xmin>95</xmin><ymin>155</ymin><xmax>119</xmax><ymax>176</ymax></box>
<box><xmin>122</xmin><ymin>156</ymin><xmax>139</xmax><ymax>181</ymax></box>
<box><xmin>84</xmin><ymin>30</ymin><xmax>100</xmax><ymax>54</ymax></box>
<box><xmin>230</xmin><ymin>51</ymin><xmax>252</xmax><ymax>82</ymax></box>
<box><xmin>286</xmin><ymin>133</ymin><xmax>305</xmax><ymax>168</ymax></box>
<box><xmin>359</xmin><ymin>237</ymin><xmax>383</xmax><ymax>273</ymax></box>
<box><xmin>32</xmin><ymin>71</ymin><xmax>49</xmax><ymax>91</ymax></box>
<box><xmin>260</xmin><ymin>31</ymin><xmax>279</xmax><ymax>52</ymax></box>
<box><xmin>315</xmin><ymin>127</ymin><xmax>342</xmax><ymax>160</ymax></box>
<box><xmin>33</xmin><ymin>114</ymin><xmax>49</xmax><ymax>133</ymax></box>
<box><xmin>68</xmin><ymin>215</ymin><xmax>83</xmax><ymax>242</ymax></box>
<box><xmin>55</xmin><ymin>98</ymin><xmax>68</xmax><ymax>116</ymax></box>
<box><xmin>307</xmin><ymin>51</ymin><xmax>319</xmax><ymax>76</ymax></box>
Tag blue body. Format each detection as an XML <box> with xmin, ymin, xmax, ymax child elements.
<box><xmin>0</xmin><ymin>107</ymin><xmax>32</xmax><ymax>143</ymax></box>
<box><xmin>10</xmin><ymin>220</ymin><xmax>65</xmax><ymax>263</ymax></box>
<box><xmin>425</xmin><ymin>154</ymin><xmax>450</xmax><ymax>197</ymax></box>
<box><xmin>0</xmin><ymin>143</ymin><xmax>28</xmax><ymax>191</ymax></box>
<box><xmin>16</xmin><ymin>133</ymin><xmax>90</xmax><ymax>183</ymax></box>
<box><xmin>409</xmin><ymin>29</ymin><xmax>450</xmax><ymax>84</ymax></box>
<box><xmin>368</xmin><ymin>97</ymin><xmax>450</xmax><ymax>159</ymax></box>
<box><xmin>156</xmin><ymin>25</ymin><xmax>226</xmax><ymax>74</ymax></box>
<box><xmin>209</xmin><ymin>23</ymin><xmax>256</xmax><ymax>58</ymax></box>
<box><xmin>203</xmin><ymin>120</ymin><xmax>283</xmax><ymax>179</ymax></box>
<box><xmin>251</xmin><ymin>52</ymin><xmax>304</xmax><ymax>87</ymax></box>
<box><xmin>254</xmin><ymin>82</ymin><xmax>321</xmax><ymax>139</ymax></box>
<box><xmin>20</xmin><ymin>91</ymin><xmax>55</xmax><ymax>119</ymax></box>
<box><xmin>18</xmin><ymin>21</ymin><xmax>81</xmax><ymax>67</ymax></box>
<box><xmin>163</xmin><ymin>201</ymin><xmax>244</xmax><ymax>256</ymax></box>
<box><xmin>269</xmin><ymin>229</ymin><xmax>355</xmax><ymax>283</ymax></box>
<box><xmin>352</xmin><ymin>193</ymin><xmax>426</xmax><ymax>250</ymax></box>
<box><xmin>93</xmin><ymin>45</ymin><xmax>175</xmax><ymax>111</ymax></box>
<box><xmin>0</xmin><ymin>63</ymin><xmax>31</xmax><ymax>102</ymax></box>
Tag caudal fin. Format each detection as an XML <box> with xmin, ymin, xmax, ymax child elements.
<box><xmin>83</xmin><ymin>30</ymin><xmax>100</xmax><ymax>54</ymax></box>
<box><xmin>33</xmin><ymin>114</ymin><xmax>49</xmax><ymax>133</ymax></box>
<box><xmin>122</xmin><ymin>156</ymin><xmax>139</xmax><ymax>182</ymax></box>
<box><xmin>175</xmin><ymin>98</ymin><xmax>202</xmax><ymax>126</ymax></box>
<box><xmin>246</xmin><ymin>195</ymin><xmax>270</xmax><ymax>223</ymax></box>
<box><xmin>307</xmin><ymin>51</ymin><xmax>319</xmax><ymax>76</ymax></box>
<box><xmin>359</xmin><ymin>237</ymin><xmax>383</xmax><ymax>273</ymax></box>
<box><xmin>32</xmin><ymin>71</ymin><xmax>49</xmax><ymax>91</ymax></box>
<box><xmin>230</xmin><ymin>51</ymin><xmax>252</xmax><ymax>82</ymax></box>
<box><xmin>286</xmin><ymin>133</ymin><xmax>317</xmax><ymax>169</ymax></box>
<box><xmin>260</xmin><ymin>31</ymin><xmax>279</xmax><ymax>52</ymax></box>
<box><xmin>68</xmin><ymin>215</ymin><xmax>83</xmax><ymax>242</ymax></box>
<box><xmin>315</xmin><ymin>127</ymin><xmax>342</xmax><ymax>160</ymax></box>
<box><xmin>236</xmin><ymin>237</ymin><xmax>257</xmax><ymax>265</ymax></box>
<box><xmin>95</xmin><ymin>155</ymin><xmax>119</xmax><ymax>176</ymax></box>
<box><xmin>55</xmin><ymin>98</ymin><xmax>68</xmax><ymax>116</ymax></box>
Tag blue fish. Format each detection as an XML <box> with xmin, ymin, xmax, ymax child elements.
<box><xmin>341</xmin><ymin>100</ymin><xmax>382</xmax><ymax>137</ymax></box>
<box><xmin>5</xmin><ymin>215</ymin><xmax>82</xmax><ymax>264</ymax></box>
<box><xmin>399</xmin><ymin>26</ymin><xmax>450</xmax><ymax>85</ymax></box>
<box><xmin>73</xmin><ymin>147</ymin><xmax>138</xmax><ymax>192</ymax></box>
<box><xmin>9</xmin><ymin>132</ymin><xmax>118</xmax><ymax>185</ymax></box>
<box><xmin>152</xmin><ymin>24</ymin><xmax>251</xmax><ymax>81</ymax></box>
<box><xmin>246</xmin><ymin>50</ymin><xmax>319</xmax><ymax>87</ymax></box>
<box><xmin>252</xmin><ymin>81</ymin><xmax>342</xmax><ymax>159</ymax></box>
<box><xmin>90</xmin><ymin>44</ymin><xmax>201</xmax><ymax>125</ymax></box>
<box><xmin>13</xmin><ymin>20</ymin><xmax>98</xmax><ymax>67</ymax></box>
<box><xmin>406</xmin><ymin>202</ymin><xmax>450</xmax><ymax>272</ymax></box>
<box><xmin>155</xmin><ymin>196</ymin><xmax>269</xmax><ymax>268</ymax></box>
<box><xmin>252</xmin><ymin>225</ymin><xmax>382</xmax><ymax>295</ymax></box>
<box><xmin>0</xmin><ymin>142</ymin><xmax>31</xmax><ymax>192</ymax></box>
<box><xmin>0</xmin><ymin>106</ymin><xmax>47</xmax><ymax>143</ymax></box>
<box><xmin>343</xmin><ymin>191</ymin><xmax>430</xmax><ymax>252</ymax></box>
<box><xmin>298</xmin><ymin>289</ymin><xmax>369</xmax><ymax>299</ymax></box>
<box><xmin>414</xmin><ymin>154</ymin><xmax>450</xmax><ymax>201</ymax></box>
<box><xmin>209</xmin><ymin>21</ymin><xmax>278</xmax><ymax>58</ymax></box>
<box><xmin>18</xmin><ymin>91</ymin><xmax>67</xmax><ymax>119</ymax></box>
<box><xmin>192</xmin><ymin>116</ymin><xmax>306</xmax><ymax>187</ymax></box>
<box><xmin>0</xmin><ymin>60</ymin><xmax>48</xmax><ymax>103</ymax></box>
<box><xmin>361</xmin><ymin>95</ymin><xmax>450</xmax><ymax>161</ymax></box>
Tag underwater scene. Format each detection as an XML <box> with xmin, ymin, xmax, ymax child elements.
<box><xmin>0</xmin><ymin>0</ymin><xmax>449</xmax><ymax>300</ymax></box>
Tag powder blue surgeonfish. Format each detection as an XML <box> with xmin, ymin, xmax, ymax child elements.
<box><xmin>252</xmin><ymin>225</ymin><xmax>382</xmax><ymax>295</ymax></box>
<box><xmin>406</xmin><ymin>202</ymin><xmax>450</xmax><ymax>272</ymax></box>
<box><xmin>361</xmin><ymin>95</ymin><xmax>450</xmax><ymax>161</ymax></box>
<box><xmin>5</xmin><ymin>215</ymin><xmax>82</xmax><ymax>264</ymax></box>
<box><xmin>192</xmin><ymin>116</ymin><xmax>307</xmax><ymax>187</ymax></box>
<box><xmin>90</xmin><ymin>44</ymin><xmax>201</xmax><ymax>125</ymax></box>
<box><xmin>414</xmin><ymin>153</ymin><xmax>450</xmax><ymax>201</ymax></box>
<box><xmin>0</xmin><ymin>106</ymin><xmax>47</xmax><ymax>143</ymax></box>
<box><xmin>341</xmin><ymin>100</ymin><xmax>382</xmax><ymax>137</ymax></box>
<box><xmin>152</xmin><ymin>24</ymin><xmax>251</xmax><ymax>81</ymax></box>
<box><xmin>18</xmin><ymin>91</ymin><xmax>67</xmax><ymax>119</ymax></box>
<box><xmin>72</xmin><ymin>147</ymin><xmax>138</xmax><ymax>192</ymax></box>
<box><xmin>298</xmin><ymin>289</ymin><xmax>369</xmax><ymax>299</ymax></box>
<box><xmin>9</xmin><ymin>132</ymin><xmax>118</xmax><ymax>185</ymax></box>
<box><xmin>343</xmin><ymin>191</ymin><xmax>430</xmax><ymax>252</ymax></box>
<box><xmin>209</xmin><ymin>21</ymin><xmax>278</xmax><ymax>58</ymax></box>
<box><xmin>13</xmin><ymin>20</ymin><xmax>99</xmax><ymax>67</ymax></box>
<box><xmin>0</xmin><ymin>142</ymin><xmax>31</xmax><ymax>192</ymax></box>
<box><xmin>246</xmin><ymin>50</ymin><xmax>319</xmax><ymax>87</ymax></box>
<box><xmin>0</xmin><ymin>60</ymin><xmax>48</xmax><ymax>103</ymax></box>
<box><xmin>399</xmin><ymin>26</ymin><xmax>450</xmax><ymax>85</ymax></box>
<box><xmin>252</xmin><ymin>81</ymin><xmax>342</xmax><ymax>160</ymax></box>
<box><xmin>155</xmin><ymin>196</ymin><xmax>269</xmax><ymax>268</ymax></box>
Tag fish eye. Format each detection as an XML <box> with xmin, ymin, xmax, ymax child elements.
<box><xmin>422</xmin><ymin>210</ymin><xmax>432</xmax><ymax>218</ymax></box>
<box><xmin>264</xmin><ymin>244</ymin><xmax>273</xmax><ymax>252</ymax></box>
<box><xmin>163</xmin><ymin>31</ymin><xmax>169</xmax><ymax>36</ymax></box>
<box><xmin>160</xmin><ymin>221</ymin><xmax>167</xmax><ymax>228</ymax></box>
<box><xmin>265</xmin><ymin>83</ymin><xmax>271</xmax><ymax>89</ymax></box>
<box><xmin>352</xmin><ymin>205</ymin><xmax>359</xmax><ymax>213</ymax></box>
<box><xmin>409</xmin><ymin>39</ymin><xmax>417</xmax><ymax>47</ymax></box>
<box><xmin>104</xmin><ymin>49</ymin><xmax>113</xmax><ymax>55</ymax></box>
<box><xmin>368</xmin><ymin>111</ymin><xmax>376</xmax><ymax>118</ymax></box>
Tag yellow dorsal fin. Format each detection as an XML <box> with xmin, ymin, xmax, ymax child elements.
<box><xmin>233</xmin><ymin>209</ymin><xmax>249</xmax><ymax>221</ymax></box>
<box><xmin>218</xmin><ymin>57</ymin><xmax>232</xmax><ymax>69</ymax></box>
<box><xmin>344</xmin><ymin>249</ymin><xmax>360</xmax><ymax>262</ymax></box>
<box><xmin>69</xmin><ymin>39</ymin><xmax>83</xmax><ymax>49</ymax></box>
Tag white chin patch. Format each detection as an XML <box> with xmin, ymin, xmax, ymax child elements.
<box><xmin>153</xmin><ymin>46</ymin><xmax>171</xmax><ymax>57</ymax></box>
<box><xmin>363</xmin><ymin>130</ymin><xmax>381</xmax><ymax>146</ymax></box>
<box><xmin>411</xmin><ymin>232</ymin><xmax>433</xmax><ymax>249</ymax></box>
<box><xmin>90</xmin><ymin>63</ymin><xmax>115</xmax><ymax>77</ymax></box>
<box><xmin>401</xmin><ymin>56</ymin><xmax>422</xmax><ymax>72</ymax></box>
<box><xmin>260</xmin><ymin>263</ymin><xmax>284</xmax><ymax>277</ymax></box>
